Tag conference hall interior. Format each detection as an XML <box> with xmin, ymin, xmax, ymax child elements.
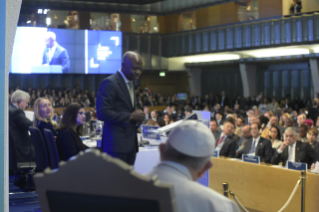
<box><xmin>4</xmin><ymin>0</ymin><xmax>319</xmax><ymax>211</ymax></box>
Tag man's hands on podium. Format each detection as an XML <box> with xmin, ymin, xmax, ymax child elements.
<box><xmin>131</xmin><ymin>110</ymin><xmax>145</xmax><ymax>124</ymax></box>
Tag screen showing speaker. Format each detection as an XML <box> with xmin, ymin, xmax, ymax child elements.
<box><xmin>10</xmin><ymin>27</ymin><xmax>122</xmax><ymax>74</ymax></box>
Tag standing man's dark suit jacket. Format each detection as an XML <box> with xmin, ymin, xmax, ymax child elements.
<box><xmin>96</xmin><ymin>71</ymin><xmax>138</xmax><ymax>155</ymax></box>
<box><xmin>216</xmin><ymin>134</ymin><xmax>238</xmax><ymax>158</ymax></box>
<box><xmin>42</xmin><ymin>43</ymin><xmax>70</xmax><ymax>73</ymax></box>
<box><xmin>9</xmin><ymin>104</ymin><xmax>34</xmax><ymax>162</ymax></box>
<box><xmin>271</xmin><ymin>141</ymin><xmax>319</xmax><ymax>168</ymax></box>
<box><xmin>237</xmin><ymin>137</ymin><xmax>273</xmax><ymax>163</ymax></box>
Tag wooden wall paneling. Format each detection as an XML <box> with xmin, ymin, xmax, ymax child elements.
<box><xmin>120</xmin><ymin>14</ymin><xmax>132</xmax><ymax>33</ymax></box>
<box><xmin>258</xmin><ymin>0</ymin><xmax>283</xmax><ymax>19</ymax></box>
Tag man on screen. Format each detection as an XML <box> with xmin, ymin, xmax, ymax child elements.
<box><xmin>42</xmin><ymin>32</ymin><xmax>70</xmax><ymax>73</ymax></box>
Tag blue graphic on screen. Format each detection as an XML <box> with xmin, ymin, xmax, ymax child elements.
<box><xmin>10</xmin><ymin>27</ymin><xmax>122</xmax><ymax>74</ymax></box>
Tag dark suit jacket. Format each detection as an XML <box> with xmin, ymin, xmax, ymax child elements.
<box><xmin>308</xmin><ymin>108</ymin><xmax>319</xmax><ymax>126</ymax></box>
<box><xmin>9</xmin><ymin>105</ymin><xmax>34</xmax><ymax>162</ymax></box>
<box><xmin>290</xmin><ymin>1</ymin><xmax>302</xmax><ymax>13</ymax></box>
<box><xmin>42</xmin><ymin>44</ymin><xmax>70</xmax><ymax>73</ymax></box>
<box><xmin>238</xmin><ymin>137</ymin><xmax>273</xmax><ymax>163</ymax></box>
<box><xmin>96</xmin><ymin>71</ymin><xmax>138</xmax><ymax>153</ymax></box>
<box><xmin>216</xmin><ymin>134</ymin><xmax>238</xmax><ymax>158</ymax></box>
<box><xmin>271</xmin><ymin>141</ymin><xmax>319</xmax><ymax>168</ymax></box>
<box><xmin>56</xmin><ymin>128</ymin><xmax>87</xmax><ymax>161</ymax></box>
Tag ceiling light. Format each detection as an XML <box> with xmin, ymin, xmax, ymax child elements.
<box><xmin>26</xmin><ymin>20</ymin><xmax>31</xmax><ymax>24</ymax></box>
<box><xmin>43</xmin><ymin>9</ymin><xmax>47</xmax><ymax>15</ymax></box>
<box><xmin>250</xmin><ymin>48</ymin><xmax>309</xmax><ymax>58</ymax></box>
<box><xmin>46</xmin><ymin>17</ymin><xmax>51</xmax><ymax>26</ymax></box>
<box><xmin>185</xmin><ymin>54</ymin><xmax>240</xmax><ymax>63</ymax></box>
<box><xmin>38</xmin><ymin>9</ymin><xmax>43</xmax><ymax>14</ymax></box>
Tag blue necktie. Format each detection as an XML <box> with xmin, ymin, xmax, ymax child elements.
<box><xmin>249</xmin><ymin>140</ymin><xmax>256</xmax><ymax>154</ymax></box>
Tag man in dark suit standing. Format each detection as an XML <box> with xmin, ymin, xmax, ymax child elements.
<box><xmin>215</xmin><ymin>120</ymin><xmax>238</xmax><ymax>158</ymax></box>
<box><xmin>9</xmin><ymin>90</ymin><xmax>34</xmax><ymax>163</ymax></box>
<box><xmin>96</xmin><ymin>52</ymin><xmax>145</xmax><ymax>165</ymax></box>
<box><xmin>271</xmin><ymin>127</ymin><xmax>318</xmax><ymax>168</ymax></box>
<box><xmin>42</xmin><ymin>32</ymin><xmax>70</xmax><ymax>73</ymax></box>
<box><xmin>237</xmin><ymin>123</ymin><xmax>273</xmax><ymax>163</ymax></box>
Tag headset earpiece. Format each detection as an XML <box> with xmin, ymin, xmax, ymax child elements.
<box><xmin>17</xmin><ymin>99</ymin><xmax>21</xmax><ymax>104</ymax></box>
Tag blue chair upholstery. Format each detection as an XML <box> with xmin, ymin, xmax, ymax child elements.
<box><xmin>29</xmin><ymin>127</ymin><xmax>49</xmax><ymax>172</ymax></box>
<box><xmin>43</xmin><ymin>129</ymin><xmax>59</xmax><ymax>169</ymax></box>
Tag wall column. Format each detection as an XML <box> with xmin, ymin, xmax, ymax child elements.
<box><xmin>239</xmin><ymin>63</ymin><xmax>257</xmax><ymax>97</ymax></box>
<box><xmin>309</xmin><ymin>59</ymin><xmax>319</xmax><ymax>96</ymax></box>
<box><xmin>186</xmin><ymin>67</ymin><xmax>201</xmax><ymax>97</ymax></box>
<box><xmin>2</xmin><ymin>0</ymin><xmax>22</xmax><ymax>211</ymax></box>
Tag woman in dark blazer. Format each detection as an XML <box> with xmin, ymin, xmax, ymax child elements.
<box><xmin>33</xmin><ymin>98</ymin><xmax>58</xmax><ymax>137</ymax></box>
<box><xmin>56</xmin><ymin>103</ymin><xmax>88</xmax><ymax>161</ymax></box>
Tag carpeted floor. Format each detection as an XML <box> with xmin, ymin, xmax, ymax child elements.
<box><xmin>9</xmin><ymin>176</ymin><xmax>41</xmax><ymax>212</ymax></box>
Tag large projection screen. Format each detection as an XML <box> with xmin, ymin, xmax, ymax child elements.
<box><xmin>10</xmin><ymin>27</ymin><xmax>122</xmax><ymax>74</ymax></box>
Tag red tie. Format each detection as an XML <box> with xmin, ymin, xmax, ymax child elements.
<box><xmin>217</xmin><ymin>136</ymin><xmax>225</xmax><ymax>146</ymax></box>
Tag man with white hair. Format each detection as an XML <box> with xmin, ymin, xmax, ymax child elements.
<box><xmin>42</xmin><ymin>31</ymin><xmax>70</xmax><ymax>73</ymax></box>
<box><xmin>9</xmin><ymin>90</ymin><xmax>34</xmax><ymax>162</ymax></box>
<box><xmin>271</xmin><ymin>127</ymin><xmax>318</xmax><ymax>168</ymax></box>
<box><xmin>147</xmin><ymin>120</ymin><xmax>240</xmax><ymax>212</ymax></box>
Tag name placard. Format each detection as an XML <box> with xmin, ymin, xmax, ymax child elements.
<box><xmin>242</xmin><ymin>154</ymin><xmax>260</xmax><ymax>164</ymax></box>
<box><xmin>212</xmin><ymin>150</ymin><xmax>219</xmax><ymax>158</ymax></box>
<box><xmin>141</xmin><ymin>125</ymin><xmax>161</xmax><ymax>141</ymax></box>
<box><xmin>288</xmin><ymin>161</ymin><xmax>307</xmax><ymax>171</ymax></box>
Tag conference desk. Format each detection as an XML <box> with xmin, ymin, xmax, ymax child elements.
<box><xmin>82</xmin><ymin>139</ymin><xmax>319</xmax><ymax>212</ymax></box>
<box><xmin>210</xmin><ymin>158</ymin><xmax>319</xmax><ymax>212</ymax></box>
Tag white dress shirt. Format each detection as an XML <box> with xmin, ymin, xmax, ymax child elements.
<box><xmin>146</xmin><ymin>161</ymin><xmax>240</xmax><ymax>212</ymax></box>
<box><xmin>215</xmin><ymin>133</ymin><xmax>227</xmax><ymax>151</ymax></box>
<box><xmin>277</xmin><ymin>141</ymin><xmax>296</xmax><ymax>166</ymax></box>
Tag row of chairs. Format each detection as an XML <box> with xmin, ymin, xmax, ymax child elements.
<box><xmin>29</xmin><ymin>127</ymin><xmax>59</xmax><ymax>172</ymax></box>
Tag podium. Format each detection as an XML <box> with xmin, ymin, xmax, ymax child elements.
<box><xmin>209</xmin><ymin>158</ymin><xmax>319</xmax><ymax>212</ymax></box>
<box><xmin>31</xmin><ymin>65</ymin><xmax>62</xmax><ymax>73</ymax></box>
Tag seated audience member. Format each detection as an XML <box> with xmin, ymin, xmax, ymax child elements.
<box><xmin>157</xmin><ymin>118</ymin><xmax>165</xmax><ymax>127</ymax></box>
<box><xmin>269</xmin><ymin>115</ymin><xmax>279</xmax><ymax>128</ymax></box>
<box><xmin>215</xmin><ymin>112</ymin><xmax>224</xmax><ymax>126</ymax></box>
<box><xmin>143</xmin><ymin>106</ymin><xmax>150</xmax><ymax>123</ymax></box>
<box><xmin>163</xmin><ymin>113</ymin><xmax>171</xmax><ymax>126</ymax></box>
<box><xmin>145</xmin><ymin>119</ymin><xmax>158</xmax><ymax>126</ymax></box>
<box><xmin>235</xmin><ymin>117</ymin><xmax>245</xmax><ymax>138</ymax></box>
<box><xmin>237</xmin><ymin>125</ymin><xmax>252</xmax><ymax>150</ymax></box>
<box><xmin>146</xmin><ymin>121</ymin><xmax>240</xmax><ymax>212</ymax></box>
<box><xmin>308</xmin><ymin>128</ymin><xmax>319</xmax><ymax>154</ymax></box>
<box><xmin>9</xmin><ymin>90</ymin><xmax>34</xmax><ymax>162</ymax></box>
<box><xmin>56</xmin><ymin>103</ymin><xmax>88</xmax><ymax>161</ymax></box>
<box><xmin>269</xmin><ymin>126</ymin><xmax>282</xmax><ymax>155</ymax></box>
<box><xmin>259</xmin><ymin>116</ymin><xmax>270</xmax><ymax>139</ymax></box>
<box><xmin>237</xmin><ymin>123</ymin><xmax>273</xmax><ymax>163</ymax></box>
<box><xmin>33</xmin><ymin>98</ymin><xmax>58</xmax><ymax>137</ymax></box>
<box><xmin>246</xmin><ymin>109</ymin><xmax>254</xmax><ymax>125</ymax></box>
<box><xmin>272</xmin><ymin>127</ymin><xmax>318</xmax><ymax>168</ymax></box>
<box><xmin>185</xmin><ymin>107</ymin><xmax>193</xmax><ymax>117</ymax></box>
<box><xmin>308</xmin><ymin>98</ymin><xmax>319</xmax><ymax>126</ymax></box>
<box><xmin>250</xmin><ymin>115</ymin><xmax>258</xmax><ymax>125</ymax></box>
<box><xmin>303</xmin><ymin>119</ymin><xmax>314</xmax><ymax>129</ymax></box>
<box><xmin>215</xmin><ymin>120</ymin><xmax>238</xmax><ymax>158</ymax></box>
<box><xmin>298</xmin><ymin>124</ymin><xmax>309</xmax><ymax>143</ymax></box>
<box><xmin>297</xmin><ymin>113</ymin><xmax>306</xmax><ymax>130</ymax></box>
<box><xmin>150</xmin><ymin>110</ymin><xmax>158</xmax><ymax>122</ymax></box>
<box><xmin>210</xmin><ymin>119</ymin><xmax>221</xmax><ymax>141</ymax></box>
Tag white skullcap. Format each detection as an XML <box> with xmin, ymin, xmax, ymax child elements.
<box><xmin>167</xmin><ymin>120</ymin><xmax>216</xmax><ymax>157</ymax></box>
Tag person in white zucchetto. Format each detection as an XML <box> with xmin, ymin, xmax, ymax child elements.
<box><xmin>146</xmin><ymin>120</ymin><xmax>240</xmax><ymax>212</ymax></box>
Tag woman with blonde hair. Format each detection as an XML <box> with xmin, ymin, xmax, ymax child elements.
<box><xmin>33</xmin><ymin>98</ymin><xmax>58</xmax><ymax>137</ymax></box>
<box><xmin>279</xmin><ymin>112</ymin><xmax>291</xmax><ymax>127</ymax></box>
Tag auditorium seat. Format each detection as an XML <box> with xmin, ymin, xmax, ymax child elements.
<box><xmin>34</xmin><ymin>149</ymin><xmax>177</xmax><ymax>212</ymax></box>
<box><xmin>29</xmin><ymin>127</ymin><xmax>49</xmax><ymax>172</ymax></box>
<box><xmin>43</xmin><ymin>129</ymin><xmax>59</xmax><ymax>170</ymax></box>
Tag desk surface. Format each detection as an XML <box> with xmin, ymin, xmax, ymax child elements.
<box><xmin>209</xmin><ymin>157</ymin><xmax>319</xmax><ymax>212</ymax></box>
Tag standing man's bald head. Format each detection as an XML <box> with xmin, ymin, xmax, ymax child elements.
<box><xmin>45</xmin><ymin>32</ymin><xmax>56</xmax><ymax>48</ymax></box>
<box><xmin>122</xmin><ymin>51</ymin><xmax>143</xmax><ymax>81</ymax></box>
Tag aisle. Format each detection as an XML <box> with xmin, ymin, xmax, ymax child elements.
<box><xmin>9</xmin><ymin>176</ymin><xmax>41</xmax><ymax>212</ymax></box>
